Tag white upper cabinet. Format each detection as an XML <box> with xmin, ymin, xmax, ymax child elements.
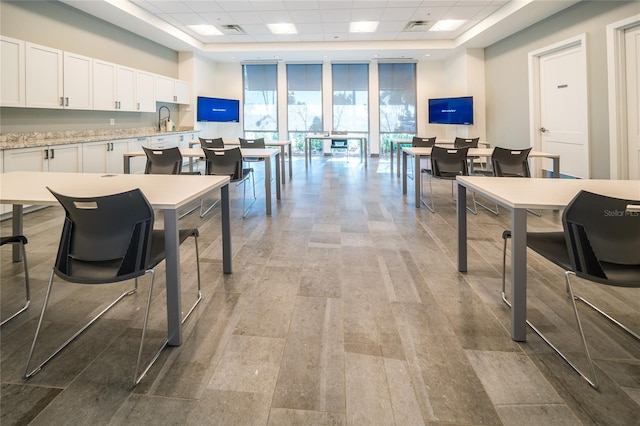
<box><xmin>63</xmin><ymin>52</ymin><xmax>93</xmax><ymax>110</ymax></box>
<box><xmin>25</xmin><ymin>42</ymin><xmax>64</xmax><ymax>108</ymax></box>
<box><xmin>116</xmin><ymin>65</ymin><xmax>136</xmax><ymax>111</ymax></box>
<box><xmin>1</xmin><ymin>36</ymin><xmax>25</xmax><ymax>107</ymax></box>
<box><xmin>93</xmin><ymin>60</ymin><xmax>137</xmax><ymax>111</ymax></box>
<box><xmin>25</xmin><ymin>42</ymin><xmax>92</xmax><ymax>109</ymax></box>
<box><xmin>93</xmin><ymin>59</ymin><xmax>117</xmax><ymax>110</ymax></box>
<box><xmin>155</xmin><ymin>74</ymin><xmax>190</xmax><ymax>104</ymax></box>
<box><xmin>136</xmin><ymin>70</ymin><xmax>155</xmax><ymax>112</ymax></box>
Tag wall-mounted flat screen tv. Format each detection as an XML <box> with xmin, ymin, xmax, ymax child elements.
<box><xmin>197</xmin><ymin>97</ymin><xmax>240</xmax><ymax>122</ymax></box>
<box><xmin>428</xmin><ymin>96</ymin><xmax>473</xmax><ymax>125</ymax></box>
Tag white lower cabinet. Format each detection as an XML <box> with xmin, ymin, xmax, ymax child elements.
<box><xmin>83</xmin><ymin>137</ymin><xmax>149</xmax><ymax>174</ymax></box>
<box><xmin>4</xmin><ymin>144</ymin><xmax>82</xmax><ymax>173</ymax></box>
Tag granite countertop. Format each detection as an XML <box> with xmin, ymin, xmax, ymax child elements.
<box><xmin>0</xmin><ymin>127</ymin><xmax>200</xmax><ymax>150</ymax></box>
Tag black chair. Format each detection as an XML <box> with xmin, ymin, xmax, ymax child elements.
<box><xmin>501</xmin><ymin>190</ymin><xmax>640</xmax><ymax>388</ymax></box>
<box><xmin>408</xmin><ymin>137</ymin><xmax>437</xmax><ymax>177</ymax></box>
<box><xmin>24</xmin><ymin>188</ymin><xmax>202</xmax><ymax>386</ymax></box>
<box><xmin>143</xmin><ymin>146</ymin><xmax>184</xmax><ymax>175</ymax></box>
<box><xmin>0</xmin><ymin>236</ymin><xmax>30</xmax><ymax>326</ymax></box>
<box><xmin>143</xmin><ymin>146</ymin><xmax>201</xmax><ymax>217</ymax></box>
<box><xmin>239</xmin><ymin>137</ymin><xmax>265</xmax><ymax>164</ymax></box>
<box><xmin>454</xmin><ymin>137</ymin><xmax>485</xmax><ymax>173</ymax></box>
<box><xmin>488</xmin><ymin>147</ymin><xmax>540</xmax><ymax>216</ymax></box>
<box><xmin>201</xmin><ymin>147</ymin><xmax>256</xmax><ymax>218</ymax></box>
<box><xmin>199</xmin><ymin>137</ymin><xmax>224</xmax><ymax>149</ymax></box>
<box><xmin>412</xmin><ymin>136</ymin><xmax>436</xmax><ymax>147</ymax></box>
<box><xmin>420</xmin><ymin>146</ymin><xmax>477</xmax><ymax>214</ymax></box>
<box><xmin>330</xmin><ymin>131</ymin><xmax>349</xmax><ymax>159</ymax></box>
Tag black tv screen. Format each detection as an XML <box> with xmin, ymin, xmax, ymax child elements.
<box><xmin>197</xmin><ymin>97</ymin><xmax>239</xmax><ymax>122</ymax></box>
<box><xmin>428</xmin><ymin>96</ymin><xmax>473</xmax><ymax>125</ymax></box>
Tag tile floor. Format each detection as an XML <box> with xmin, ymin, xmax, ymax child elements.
<box><xmin>1</xmin><ymin>155</ymin><xmax>639</xmax><ymax>425</ymax></box>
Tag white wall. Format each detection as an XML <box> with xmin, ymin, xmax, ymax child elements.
<box><xmin>484</xmin><ymin>0</ymin><xmax>639</xmax><ymax>178</ymax></box>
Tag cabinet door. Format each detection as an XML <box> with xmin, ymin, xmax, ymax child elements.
<box><xmin>149</xmin><ymin>135</ymin><xmax>177</xmax><ymax>149</ymax></box>
<box><xmin>155</xmin><ymin>75</ymin><xmax>175</xmax><ymax>103</ymax></box>
<box><xmin>136</xmin><ymin>70</ymin><xmax>155</xmax><ymax>112</ymax></box>
<box><xmin>107</xmin><ymin>139</ymin><xmax>130</xmax><ymax>174</ymax></box>
<box><xmin>26</xmin><ymin>42</ymin><xmax>63</xmax><ymax>109</ymax></box>
<box><xmin>174</xmin><ymin>80</ymin><xmax>190</xmax><ymax>104</ymax></box>
<box><xmin>82</xmin><ymin>141</ymin><xmax>109</xmax><ymax>173</ymax></box>
<box><xmin>128</xmin><ymin>137</ymin><xmax>149</xmax><ymax>174</ymax></box>
<box><xmin>63</xmin><ymin>52</ymin><xmax>93</xmax><ymax>110</ymax></box>
<box><xmin>3</xmin><ymin>147</ymin><xmax>47</xmax><ymax>172</ymax></box>
<box><xmin>116</xmin><ymin>65</ymin><xmax>136</xmax><ymax>111</ymax></box>
<box><xmin>47</xmin><ymin>144</ymin><xmax>83</xmax><ymax>173</ymax></box>
<box><xmin>93</xmin><ymin>59</ymin><xmax>117</xmax><ymax>111</ymax></box>
<box><xmin>1</xmin><ymin>36</ymin><xmax>25</xmax><ymax>107</ymax></box>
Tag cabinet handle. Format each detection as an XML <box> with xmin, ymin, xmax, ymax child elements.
<box><xmin>111</xmin><ymin>143</ymin><xmax>114</xmax><ymax>151</ymax></box>
<box><xmin>173</xmin><ymin>95</ymin><xmax>177</xmax><ymax>102</ymax></box>
<box><xmin>118</xmin><ymin>101</ymin><xmax>121</xmax><ymax>109</ymax></box>
<box><xmin>44</xmin><ymin>149</ymin><xmax>49</xmax><ymax>160</ymax></box>
<box><xmin>60</xmin><ymin>97</ymin><xmax>64</xmax><ymax>107</ymax></box>
<box><xmin>65</xmin><ymin>97</ymin><xmax>69</xmax><ymax>106</ymax></box>
<box><xmin>137</xmin><ymin>102</ymin><xmax>140</xmax><ymax>110</ymax></box>
<box><xmin>50</xmin><ymin>149</ymin><xmax>55</xmax><ymax>159</ymax></box>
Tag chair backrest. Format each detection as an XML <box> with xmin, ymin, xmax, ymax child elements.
<box><xmin>491</xmin><ymin>147</ymin><xmax>532</xmax><ymax>177</ymax></box>
<box><xmin>199</xmin><ymin>137</ymin><xmax>224</xmax><ymax>149</ymax></box>
<box><xmin>412</xmin><ymin>137</ymin><xmax>436</xmax><ymax>147</ymax></box>
<box><xmin>142</xmin><ymin>146</ymin><xmax>183</xmax><ymax>175</ymax></box>
<box><xmin>454</xmin><ymin>137</ymin><xmax>479</xmax><ymax>148</ymax></box>
<box><xmin>202</xmin><ymin>147</ymin><xmax>243</xmax><ymax>180</ymax></box>
<box><xmin>239</xmin><ymin>137</ymin><xmax>265</xmax><ymax>149</ymax></box>
<box><xmin>431</xmin><ymin>146</ymin><xmax>470</xmax><ymax>178</ymax></box>
<box><xmin>562</xmin><ymin>190</ymin><xmax>640</xmax><ymax>282</ymax></box>
<box><xmin>48</xmin><ymin>188</ymin><xmax>154</xmax><ymax>281</ymax></box>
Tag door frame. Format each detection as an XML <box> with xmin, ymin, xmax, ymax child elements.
<box><xmin>528</xmin><ymin>34</ymin><xmax>588</xmax><ymax>177</ymax></box>
<box><xmin>607</xmin><ymin>14</ymin><xmax>640</xmax><ymax>179</ymax></box>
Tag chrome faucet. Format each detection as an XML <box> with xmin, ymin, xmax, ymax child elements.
<box><xmin>158</xmin><ymin>106</ymin><xmax>170</xmax><ymax>131</ymax></box>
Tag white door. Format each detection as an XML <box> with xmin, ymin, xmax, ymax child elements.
<box><xmin>531</xmin><ymin>37</ymin><xmax>589</xmax><ymax>178</ymax></box>
<box><xmin>626</xmin><ymin>26</ymin><xmax>640</xmax><ymax>179</ymax></box>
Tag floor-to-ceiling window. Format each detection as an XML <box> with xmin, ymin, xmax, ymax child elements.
<box><xmin>379</xmin><ymin>62</ymin><xmax>416</xmax><ymax>155</ymax></box>
<box><xmin>243</xmin><ymin>64</ymin><xmax>278</xmax><ymax>140</ymax></box>
<box><xmin>287</xmin><ymin>63</ymin><xmax>323</xmax><ymax>154</ymax></box>
<box><xmin>332</xmin><ymin>63</ymin><xmax>369</xmax><ymax>155</ymax></box>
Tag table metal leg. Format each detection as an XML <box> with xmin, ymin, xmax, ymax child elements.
<box><xmin>414</xmin><ymin>154</ymin><xmax>421</xmax><ymax>208</ymax></box>
<box><xmin>288</xmin><ymin>143</ymin><xmax>293</xmax><ymax>179</ymax></box>
<box><xmin>397</xmin><ymin>144</ymin><xmax>402</xmax><ymax>177</ymax></box>
<box><xmin>280</xmin><ymin>146</ymin><xmax>286</xmax><ymax>184</ymax></box>
<box><xmin>457</xmin><ymin>184</ymin><xmax>467</xmax><ymax>272</ymax></box>
<box><xmin>363</xmin><ymin>138</ymin><xmax>368</xmax><ymax>168</ymax></box>
<box><xmin>275</xmin><ymin>153</ymin><xmax>281</xmax><ymax>200</ymax></box>
<box><xmin>553</xmin><ymin>158</ymin><xmax>560</xmax><ymax>178</ymax></box>
<box><xmin>265</xmin><ymin>157</ymin><xmax>272</xmax><ymax>215</ymax></box>
<box><xmin>124</xmin><ymin>155</ymin><xmax>131</xmax><ymax>174</ymax></box>
<box><xmin>163</xmin><ymin>208</ymin><xmax>182</xmax><ymax>346</ymax></box>
<box><xmin>12</xmin><ymin>204</ymin><xmax>24</xmax><ymax>262</ymax></box>
<box><xmin>510</xmin><ymin>208</ymin><xmax>528</xmax><ymax>341</ymax></box>
<box><xmin>402</xmin><ymin>152</ymin><xmax>408</xmax><ymax>194</ymax></box>
<box><xmin>221</xmin><ymin>184</ymin><xmax>232</xmax><ymax>274</ymax></box>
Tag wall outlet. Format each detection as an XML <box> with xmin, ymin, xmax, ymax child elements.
<box><xmin>110</xmin><ymin>118</ymin><xmax>115</xmax><ymax>125</ymax></box>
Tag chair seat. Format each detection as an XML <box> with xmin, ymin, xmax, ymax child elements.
<box><xmin>525</xmin><ymin>231</ymin><xmax>569</xmax><ymax>269</ymax></box>
<box><xmin>149</xmin><ymin>228</ymin><xmax>199</xmax><ymax>268</ymax></box>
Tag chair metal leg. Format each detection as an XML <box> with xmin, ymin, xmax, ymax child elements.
<box><xmin>24</xmin><ymin>269</ymin><xmax>137</xmax><ymax>379</ymax></box>
<box><xmin>1</xmin><ymin>241</ymin><xmax>30</xmax><ymax>326</ymax></box>
<box><xmin>199</xmin><ymin>196</ymin><xmax>220</xmax><ymax>218</ymax></box>
<box><xmin>419</xmin><ymin>171</ymin><xmax>434</xmax><ymax>212</ymax></box>
<box><xmin>500</xmin><ymin>232</ymin><xmax>600</xmax><ymax>388</ymax></box>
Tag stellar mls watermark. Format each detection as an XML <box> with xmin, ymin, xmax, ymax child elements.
<box><xmin>603</xmin><ymin>209</ymin><xmax>640</xmax><ymax>217</ymax></box>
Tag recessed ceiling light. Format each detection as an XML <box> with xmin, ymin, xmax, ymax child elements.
<box><xmin>429</xmin><ymin>20</ymin><xmax>466</xmax><ymax>32</ymax></box>
<box><xmin>187</xmin><ymin>25</ymin><xmax>223</xmax><ymax>36</ymax></box>
<box><xmin>267</xmin><ymin>23</ymin><xmax>297</xmax><ymax>35</ymax></box>
<box><xmin>350</xmin><ymin>21</ymin><xmax>379</xmax><ymax>33</ymax></box>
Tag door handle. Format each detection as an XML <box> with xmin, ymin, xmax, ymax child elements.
<box><xmin>539</xmin><ymin>127</ymin><xmax>549</xmax><ymax>133</ymax></box>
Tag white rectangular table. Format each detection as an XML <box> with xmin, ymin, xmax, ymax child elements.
<box><xmin>401</xmin><ymin>147</ymin><xmax>561</xmax><ymax>208</ymax></box>
<box><xmin>190</xmin><ymin>140</ymin><xmax>292</xmax><ymax>184</ymax></box>
<box><xmin>456</xmin><ymin>176</ymin><xmax>640</xmax><ymax>341</ymax></box>
<box><xmin>125</xmin><ymin>147</ymin><xmax>281</xmax><ymax>215</ymax></box>
<box><xmin>0</xmin><ymin>171</ymin><xmax>232</xmax><ymax>346</ymax></box>
<box><xmin>390</xmin><ymin>139</ymin><xmax>491</xmax><ymax>177</ymax></box>
<box><xmin>304</xmin><ymin>134</ymin><xmax>368</xmax><ymax>167</ymax></box>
